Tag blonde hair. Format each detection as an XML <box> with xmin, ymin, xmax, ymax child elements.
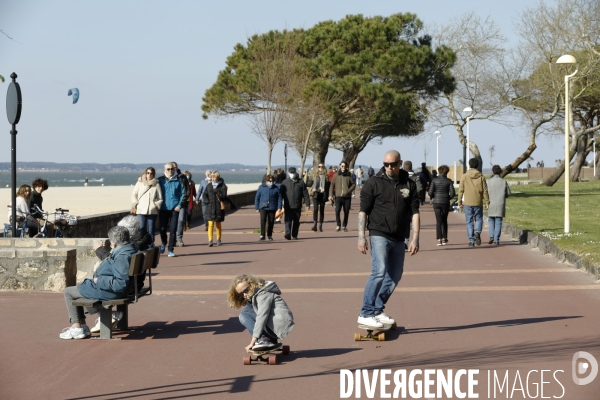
<box><xmin>212</xmin><ymin>171</ymin><xmax>221</xmax><ymax>181</ymax></box>
<box><xmin>227</xmin><ymin>275</ymin><xmax>265</xmax><ymax>309</ymax></box>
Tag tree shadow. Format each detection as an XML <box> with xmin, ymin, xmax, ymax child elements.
<box><xmin>201</xmin><ymin>261</ymin><xmax>251</xmax><ymax>266</ymax></box>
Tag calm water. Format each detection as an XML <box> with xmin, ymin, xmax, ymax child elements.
<box><xmin>0</xmin><ymin>171</ymin><xmax>265</xmax><ymax>188</ymax></box>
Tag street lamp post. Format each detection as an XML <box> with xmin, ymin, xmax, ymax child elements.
<box><xmin>593</xmin><ymin>138</ymin><xmax>596</xmax><ymax>178</ymax></box>
<box><xmin>462</xmin><ymin>107</ymin><xmax>473</xmax><ymax>173</ymax></box>
<box><xmin>284</xmin><ymin>144</ymin><xmax>288</xmax><ymax>174</ymax></box>
<box><xmin>556</xmin><ymin>54</ymin><xmax>578</xmax><ymax>233</ymax></box>
<box><xmin>434</xmin><ymin>130</ymin><xmax>441</xmax><ymax>171</ymax></box>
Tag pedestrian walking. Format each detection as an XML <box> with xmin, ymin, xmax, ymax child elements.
<box><xmin>195</xmin><ymin>170</ymin><xmax>212</xmax><ymax>231</ymax></box>
<box><xmin>203</xmin><ymin>171</ymin><xmax>228</xmax><ymax>247</ymax></box>
<box><xmin>457</xmin><ymin>158</ymin><xmax>490</xmax><ymax>247</ymax></box>
<box><xmin>428</xmin><ymin>165</ymin><xmax>455</xmax><ymax>246</ymax></box>
<box><xmin>157</xmin><ymin>163</ymin><xmax>185</xmax><ymax>257</ymax></box>
<box><xmin>402</xmin><ymin>161</ymin><xmax>423</xmax><ymax>247</ymax></box>
<box><xmin>131</xmin><ymin>167</ymin><xmax>163</xmax><ymax>246</ymax></box>
<box><xmin>172</xmin><ymin>162</ymin><xmax>190</xmax><ymax>247</ymax></box>
<box><xmin>329</xmin><ymin>161</ymin><xmax>355</xmax><ymax>232</ymax></box>
<box><xmin>356</xmin><ymin>166</ymin><xmax>364</xmax><ymax>188</ymax></box>
<box><xmin>367</xmin><ymin>165</ymin><xmax>375</xmax><ymax>178</ymax></box>
<box><xmin>357</xmin><ymin>150</ymin><xmax>420</xmax><ymax>328</ymax></box>
<box><xmin>487</xmin><ymin>165</ymin><xmax>511</xmax><ymax>245</ymax></box>
<box><xmin>280</xmin><ymin>167</ymin><xmax>310</xmax><ymax>240</ymax></box>
<box><xmin>310</xmin><ymin>163</ymin><xmax>330</xmax><ymax>232</ymax></box>
<box><xmin>254</xmin><ymin>174</ymin><xmax>282</xmax><ymax>241</ymax></box>
<box><xmin>183</xmin><ymin>171</ymin><xmax>196</xmax><ymax>232</ymax></box>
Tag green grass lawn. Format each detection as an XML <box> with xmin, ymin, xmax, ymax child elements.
<box><xmin>504</xmin><ymin>180</ymin><xmax>600</xmax><ymax>267</ymax></box>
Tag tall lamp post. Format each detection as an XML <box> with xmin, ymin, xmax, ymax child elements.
<box><xmin>6</xmin><ymin>73</ymin><xmax>22</xmax><ymax>238</ymax></box>
<box><xmin>462</xmin><ymin>107</ymin><xmax>473</xmax><ymax>173</ymax></box>
<box><xmin>434</xmin><ymin>130</ymin><xmax>441</xmax><ymax>171</ymax></box>
<box><xmin>593</xmin><ymin>138</ymin><xmax>596</xmax><ymax>178</ymax></box>
<box><xmin>556</xmin><ymin>54</ymin><xmax>578</xmax><ymax>233</ymax></box>
<box><xmin>284</xmin><ymin>144</ymin><xmax>288</xmax><ymax>174</ymax></box>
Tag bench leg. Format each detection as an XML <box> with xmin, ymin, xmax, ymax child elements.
<box><xmin>91</xmin><ymin>307</ymin><xmax>118</xmax><ymax>340</ymax></box>
<box><xmin>115</xmin><ymin>304</ymin><xmax>129</xmax><ymax>331</ymax></box>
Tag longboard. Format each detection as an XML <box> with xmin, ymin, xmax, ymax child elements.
<box><xmin>354</xmin><ymin>322</ymin><xmax>396</xmax><ymax>341</ymax></box>
<box><xmin>242</xmin><ymin>343</ymin><xmax>291</xmax><ymax>365</ymax></box>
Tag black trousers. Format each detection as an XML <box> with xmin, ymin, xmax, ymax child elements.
<box><xmin>433</xmin><ymin>203</ymin><xmax>450</xmax><ymax>239</ymax></box>
<box><xmin>259</xmin><ymin>209</ymin><xmax>276</xmax><ymax>237</ymax></box>
<box><xmin>284</xmin><ymin>208</ymin><xmax>302</xmax><ymax>238</ymax></box>
<box><xmin>312</xmin><ymin>193</ymin><xmax>326</xmax><ymax>224</ymax></box>
<box><xmin>335</xmin><ymin>197</ymin><xmax>351</xmax><ymax>227</ymax></box>
<box><xmin>159</xmin><ymin>209</ymin><xmax>179</xmax><ymax>251</ymax></box>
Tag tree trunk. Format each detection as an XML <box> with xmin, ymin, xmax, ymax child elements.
<box><xmin>500</xmin><ymin>143</ymin><xmax>537</xmax><ymax>178</ymax></box>
<box><xmin>299</xmin><ymin>130</ymin><xmax>313</xmax><ymax>178</ymax></box>
<box><xmin>266</xmin><ymin>142</ymin><xmax>274</xmax><ymax>175</ymax></box>
<box><xmin>343</xmin><ymin>146</ymin><xmax>360</xmax><ymax>169</ymax></box>
<box><xmin>594</xmin><ymin>150</ymin><xmax>600</xmax><ymax>180</ymax></box>
<box><xmin>570</xmin><ymin>135</ymin><xmax>589</xmax><ymax>182</ymax></box>
<box><xmin>311</xmin><ymin>125</ymin><xmax>333</xmax><ymax>169</ymax></box>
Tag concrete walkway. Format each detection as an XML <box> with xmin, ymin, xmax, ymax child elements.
<box><xmin>1</xmin><ymin>195</ymin><xmax>600</xmax><ymax>399</ymax></box>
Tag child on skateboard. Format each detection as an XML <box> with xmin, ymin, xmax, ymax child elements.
<box><xmin>227</xmin><ymin>275</ymin><xmax>295</xmax><ymax>353</ymax></box>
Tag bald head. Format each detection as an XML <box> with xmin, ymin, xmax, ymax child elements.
<box><xmin>383</xmin><ymin>150</ymin><xmax>402</xmax><ymax>177</ymax></box>
<box><xmin>384</xmin><ymin>150</ymin><xmax>401</xmax><ymax>161</ymax></box>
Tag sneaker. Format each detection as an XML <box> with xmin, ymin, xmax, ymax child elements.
<box><xmin>375</xmin><ymin>312</ymin><xmax>395</xmax><ymax>325</ymax></box>
<box><xmin>342</xmin><ymin>226</ymin><xmax>348</xmax><ymax>232</ymax></box>
<box><xmin>59</xmin><ymin>326</ymin><xmax>87</xmax><ymax>340</ymax></box>
<box><xmin>442</xmin><ymin>239</ymin><xmax>448</xmax><ymax>246</ymax></box>
<box><xmin>357</xmin><ymin>315</ymin><xmax>383</xmax><ymax>328</ymax></box>
<box><xmin>468</xmin><ymin>242</ymin><xmax>475</xmax><ymax>247</ymax></box>
<box><xmin>90</xmin><ymin>318</ymin><xmax>101</xmax><ymax>333</ymax></box>
<box><xmin>176</xmin><ymin>240</ymin><xmax>184</xmax><ymax>247</ymax></box>
<box><xmin>494</xmin><ymin>241</ymin><xmax>500</xmax><ymax>245</ymax></box>
<box><xmin>216</xmin><ymin>239</ymin><xmax>222</xmax><ymax>246</ymax></box>
<box><xmin>475</xmin><ymin>232</ymin><xmax>481</xmax><ymax>246</ymax></box>
<box><xmin>81</xmin><ymin>324</ymin><xmax>91</xmax><ymax>337</ymax></box>
<box><xmin>284</xmin><ymin>234</ymin><xmax>291</xmax><ymax>240</ymax></box>
<box><xmin>335</xmin><ymin>226</ymin><xmax>340</xmax><ymax>232</ymax></box>
<box><xmin>168</xmin><ymin>251</ymin><xmax>176</xmax><ymax>257</ymax></box>
<box><xmin>437</xmin><ymin>240</ymin><xmax>443</xmax><ymax>246</ymax></box>
<box><xmin>252</xmin><ymin>335</ymin><xmax>278</xmax><ymax>351</ymax></box>
<box><xmin>268</xmin><ymin>236</ymin><xmax>273</xmax><ymax>241</ymax></box>
<box><xmin>259</xmin><ymin>236</ymin><xmax>265</xmax><ymax>241</ymax></box>
<box><xmin>292</xmin><ymin>237</ymin><xmax>298</xmax><ymax>240</ymax></box>
<box><xmin>208</xmin><ymin>241</ymin><xmax>213</xmax><ymax>247</ymax></box>
<box><xmin>311</xmin><ymin>225</ymin><xmax>317</xmax><ymax>232</ymax></box>
<box><xmin>488</xmin><ymin>238</ymin><xmax>494</xmax><ymax>244</ymax></box>
<box><xmin>159</xmin><ymin>244</ymin><xmax>166</xmax><ymax>254</ymax></box>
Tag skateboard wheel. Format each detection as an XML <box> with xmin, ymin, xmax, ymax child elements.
<box><xmin>282</xmin><ymin>345</ymin><xmax>290</xmax><ymax>355</ymax></box>
<box><xmin>268</xmin><ymin>354</ymin><xmax>277</xmax><ymax>365</ymax></box>
<box><xmin>378</xmin><ymin>332</ymin><xmax>386</xmax><ymax>341</ymax></box>
<box><xmin>243</xmin><ymin>355</ymin><xmax>251</xmax><ymax>365</ymax></box>
<box><xmin>354</xmin><ymin>333</ymin><xmax>361</xmax><ymax>341</ymax></box>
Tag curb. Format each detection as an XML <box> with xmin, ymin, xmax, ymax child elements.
<box><xmin>500</xmin><ymin>221</ymin><xmax>600</xmax><ymax>280</ymax></box>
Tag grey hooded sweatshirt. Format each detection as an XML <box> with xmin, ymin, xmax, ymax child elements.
<box><xmin>249</xmin><ymin>281</ymin><xmax>295</xmax><ymax>340</ymax></box>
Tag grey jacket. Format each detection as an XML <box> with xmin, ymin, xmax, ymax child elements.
<box><xmin>249</xmin><ymin>281</ymin><xmax>295</xmax><ymax>340</ymax></box>
<box><xmin>487</xmin><ymin>174</ymin><xmax>511</xmax><ymax>217</ymax></box>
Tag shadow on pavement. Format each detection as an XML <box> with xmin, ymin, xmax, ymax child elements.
<box><xmin>120</xmin><ymin>317</ymin><xmax>246</xmax><ymax>340</ymax></box>
<box><xmin>177</xmin><ymin>249</ymin><xmax>276</xmax><ymax>257</ymax></box>
<box><xmin>285</xmin><ymin>347</ymin><xmax>362</xmax><ymax>361</ymax></box>
<box><xmin>403</xmin><ymin>316</ymin><xmax>582</xmax><ymax>334</ymax></box>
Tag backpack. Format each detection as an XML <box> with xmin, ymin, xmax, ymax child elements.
<box><xmin>409</xmin><ymin>174</ymin><xmax>423</xmax><ymax>195</ymax></box>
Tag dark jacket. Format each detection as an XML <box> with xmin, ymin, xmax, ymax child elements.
<box><xmin>29</xmin><ymin>191</ymin><xmax>44</xmax><ymax>219</ymax></box>
<box><xmin>360</xmin><ymin>168</ymin><xmax>420</xmax><ymax>241</ymax></box>
<box><xmin>255</xmin><ymin>183</ymin><xmax>282</xmax><ymax>211</ymax></box>
<box><xmin>428</xmin><ymin>175</ymin><xmax>455</xmax><ymax>205</ymax></box>
<box><xmin>78</xmin><ymin>242</ymin><xmax>137</xmax><ymax>301</ymax></box>
<box><xmin>176</xmin><ymin>171</ymin><xmax>191</xmax><ymax>207</ymax></box>
<box><xmin>367</xmin><ymin>167</ymin><xmax>375</xmax><ymax>177</ymax></box>
<box><xmin>281</xmin><ymin>177</ymin><xmax>310</xmax><ymax>210</ymax></box>
<box><xmin>203</xmin><ymin>178</ymin><xmax>228</xmax><ymax>222</ymax></box>
<box><xmin>329</xmin><ymin>170</ymin><xmax>356</xmax><ymax>198</ymax></box>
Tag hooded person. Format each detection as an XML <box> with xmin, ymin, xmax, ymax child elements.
<box><xmin>458</xmin><ymin>158</ymin><xmax>490</xmax><ymax>247</ymax></box>
<box><xmin>328</xmin><ymin>161</ymin><xmax>356</xmax><ymax>232</ymax></box>
<box><xmin>228</xmin><ymin>275</ymin><xmax>295</xmax><ymax>352</ymax></box>
<box><xmin>280</xmin><ymin>167</ymin><xmax>310</xmax><ymax>240</ymax></box>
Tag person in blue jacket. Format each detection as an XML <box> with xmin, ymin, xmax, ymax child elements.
<box><xmin>254</xmin><ymin>174</ymin><xmax>282</xmax><ymax>241</ymax></box>
<box><xmin>157</xmin><ymin>162</ymin><xmax>185</xmax><ymax>257</ymax></box>
<box><xmin>59</xmin><ymin>226</ymin><xmax>136</xmax><ymax>339</ymax></box>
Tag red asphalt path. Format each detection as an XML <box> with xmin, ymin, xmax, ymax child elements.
<box><xmin>1</xmin><ymin>196</ymin><xmax>600</xmax><ymax>399</ymax></box>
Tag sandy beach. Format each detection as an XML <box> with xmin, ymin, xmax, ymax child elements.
<box><xmin>1</xmin><ymin>183</ymin><xmax>260</xmax><ymax>226</ymax></box>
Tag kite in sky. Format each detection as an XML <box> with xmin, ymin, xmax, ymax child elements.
<box><xmin>68</xmin><ymin>88</ymin><xmax>79</xmax><ymax>104</ymax></box>
<box><xmin>0</xmin><ymin>75</ymin><xmax>4</xmax><ymax>83</ymax></box>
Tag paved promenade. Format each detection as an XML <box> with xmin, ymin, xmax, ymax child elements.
<box><xmin>1</xmin><ymin>195</ymin><xmax>600</xmax><ymax>399</ymax></box>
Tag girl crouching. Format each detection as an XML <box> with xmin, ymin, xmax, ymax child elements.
<box><xmin>227</xmin><ymin>275</ymin><xmax>294</xmax><ymax>352</ymax></box>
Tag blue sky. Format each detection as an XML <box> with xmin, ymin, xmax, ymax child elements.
<box><xmin>1</xmin><ymin>0</ymin><xmax>570</xmax><ymax>169</ymax></box>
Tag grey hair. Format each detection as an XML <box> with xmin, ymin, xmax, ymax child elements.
<box><xmin>118</xmin><ymin>215</ymin><xmax>140</xmax><ymax>238</ymax></box>
<box><xmin>108</xmin><ymin>226</ymin><xmax>130</xmax><ymax>247</ymax></box>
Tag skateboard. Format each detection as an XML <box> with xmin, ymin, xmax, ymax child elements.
<box><xmin>242</xmin><ymin>343</ymin><xmax>290</xmax><ymax>365</ymax></box>
<box><xmin>354</xmin><ymin>322</ymin><xmax>396</xmax><ymax>341</ymax></box>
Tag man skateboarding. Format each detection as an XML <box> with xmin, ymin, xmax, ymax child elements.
<box><xmin>357</xmin><ymin>150</ymin><xmax>420</xmax><ymax>328</ymax></box>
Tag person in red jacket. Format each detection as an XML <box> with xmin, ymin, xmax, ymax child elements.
<box><xmin>183</xmin><ymin>171</ymin><xmax>197</xmax><ymax>231</ymax></box>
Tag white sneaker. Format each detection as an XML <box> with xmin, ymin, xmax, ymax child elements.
<box><xmin>90</xmin><ymin>312</ymin><xmax>123</xmax><ymax>334</ymax></box>
<box><xmin>375</xmin><ymin>312</ymin><xmax>395</xmax><ymax>325</ymax></box>
<box><xmin>59</xmin><ymin>326</ymin><xmax>87</xmax><ymax>340</ymax></box>
<box><xmin>357</xmin><ymin>315</ymin><xmax>383</xmax><ymax>328</ymax></box>
<box><xmin>90</xmin><ymin>318</ymin><xmax>101</xmax><ymax>333</ymax></box>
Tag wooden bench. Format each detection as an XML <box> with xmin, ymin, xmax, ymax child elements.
<box><xmin>72</xmin><ymin>246</ymin><xmax>159</xmax><ymax>340</ymax></box>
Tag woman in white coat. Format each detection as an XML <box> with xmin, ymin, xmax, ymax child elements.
<box><xmin>131</xmin><ymin>167</ymin><xmax>163</xmax><ymax>246</ymax></box>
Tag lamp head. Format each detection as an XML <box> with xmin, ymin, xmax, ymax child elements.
<box><xmin>556</xmin><ymin>54</ymin><xmax>577</xmax><ymax>64</ymax></box>
<box><xmin>463</xmin><ymin>107</ymin><xmax>473</xmax><ymax>116</ymax></box>
<box><xmin>434</xmin><ymin>130</ymin><xmax>441</xmax><ymax>136</ymax></box>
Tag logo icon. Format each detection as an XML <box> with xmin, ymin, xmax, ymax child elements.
<box><xmin>572</xmin><ymin>351</ymin><xmax>598</xmax><ymax>385</ymax></box>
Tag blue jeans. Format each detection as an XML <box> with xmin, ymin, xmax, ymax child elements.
<box><xmin>176</xmin><ymin>203</ymin><xmax>187</xmax><ymax>241</ymax></box>
<box><xmin>488</xmin><ymin>216</ymin><xmax>503</xmax><ymax>243</ymax></box>
<box><xmin>239</xmin><ymin>303</ymin><xmax>277</xmax><ymax>340</ymax></box>
<box><xmin>360</xmin><ymin>236</ymin><xmax>405</xmax><ymax>317</ymax></box>
<box><xmin>137</xmin><ymin>214</ymin><xmax>157</xmax><ymax>245</ymax></box>
<box><xmin>357</xmin><ymin>177</ymin><xmax>363</xmax><ymax>188</ymax></box>
<box><xmin>464</xmin><ymin>205</ymin><xmax>483</xmax><ymax>243</ymax></box>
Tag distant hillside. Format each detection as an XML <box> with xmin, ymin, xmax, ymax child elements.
<box><xmin>0</xmin><ymin>162</ymin><xmax>308</xmax><ymax>172</ymax></box>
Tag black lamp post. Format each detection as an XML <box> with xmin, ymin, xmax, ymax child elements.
<box><xmin>284</xmin><ymin>144</ymin><xmax>288</xmax><ymax>173</ymax></box>
<box><xmin>6</xmin><ymin>73</ymin><xmax>22</xmax><ymax>238</ymax></box>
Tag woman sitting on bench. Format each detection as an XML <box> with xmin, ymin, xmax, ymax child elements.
<box><xmin>60</xmin><ymin>226</ymin><xmax>137</xmax><ymax>340</ymax></box>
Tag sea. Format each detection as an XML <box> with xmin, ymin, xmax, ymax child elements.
<box><xmin>0</xmin><ymin>171</ymin><xmax>265</xmax><ymax>188</ymax></box>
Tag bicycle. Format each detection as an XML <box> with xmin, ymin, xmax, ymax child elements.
<box><xmin>32</xmin><ymin>205</ymin><xmax>78</xmax><ymax>238</ymax></box>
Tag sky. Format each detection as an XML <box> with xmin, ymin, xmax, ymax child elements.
<box><xmin>1</xmin><ymin>0</ymin><xmax>577</xmax><ymax>170</ymax></box>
